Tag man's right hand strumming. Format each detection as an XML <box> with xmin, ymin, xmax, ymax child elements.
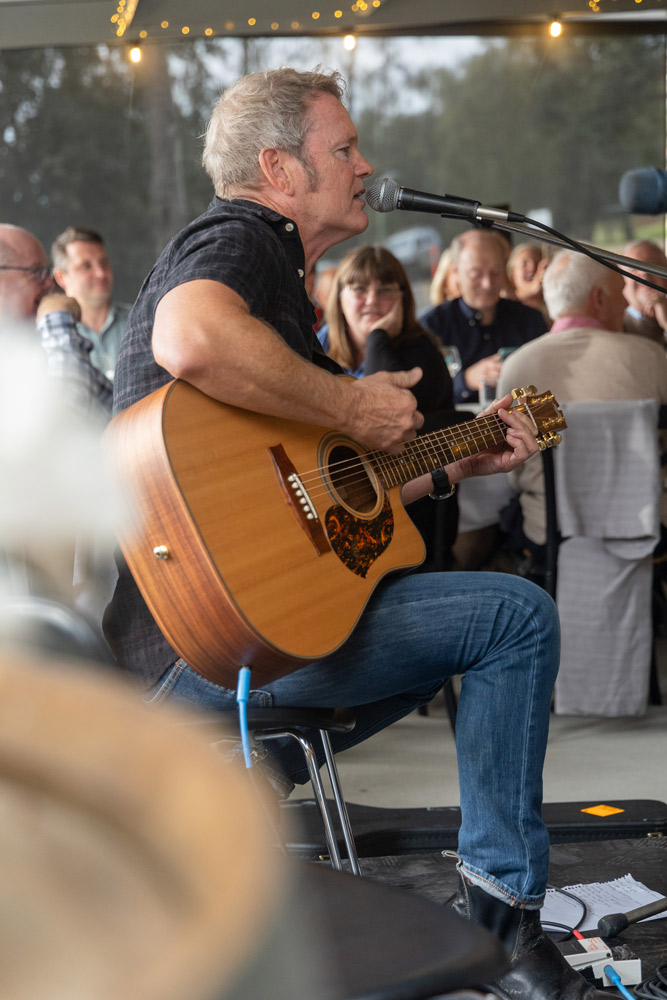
<box><xmin>343</xmin><ymin>367</ymin><xmax>424</xmax><ymax>453</ymax></box>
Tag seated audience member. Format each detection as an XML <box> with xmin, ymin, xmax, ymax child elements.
<box><xmin>421</xmin><ymin>229</ymin><xmax>547</xmax><ymax>405</ymax></box>
<box><xmin>0</xmin><ymin>223</ymin><xmax>54</xmax><ymax>321</ymax></box>
<box><xmin>311</xmin><ymin>264</ymin><xmax>337</xmax><ymax>330</ymax></box>
<box><xmin>51</xmin><ymin>226</ymin><xmax>130</xmax><ymax>377</ymax></box>
<box><xmin>320</xmin><ymin>245</ymin><xmax>459</xmax><ymax>568</ymax></box>
<box><xmin>320</xmin><ymin>245</ymin><xmax>454</xmax><ymax>422</ymax></box>
<box><xmin>497</xmin><ymin>248</ymin><xmax>667</xmax><ymax>566</ymax></box>
<box><xmin>507</xmin><ymin>241</ymin><xmax>551</xmax><ymax>322</ymax></box>
<box><xmin>0</xmin><ymin>224</ymin><xmax>112</xmax><ymax>419</ymax></box>
<box><xmin>429</xmin><ymin>247</ymin><xmax>460</xmax><ymax>306</ymax></box>
<box><xmin>622</xmin><ymin>238</ymin><xmax>667</xmax><ymax>347</ymax></box>
<box><xmin>0</xmin><ymin>223</ymin><xmax>113</xmax><ymax>635</ymax></box>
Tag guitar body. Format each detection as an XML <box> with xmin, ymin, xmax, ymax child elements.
<box><xmin>108</xmin><ymin>380</ymin><xmax>426</xmax><ymax>687</ymax></box>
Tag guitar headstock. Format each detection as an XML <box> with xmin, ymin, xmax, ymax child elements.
<box><xmin>510</xmin><ymin>385</ymin><xmax>567</xmax><ymax>451</ymax></box>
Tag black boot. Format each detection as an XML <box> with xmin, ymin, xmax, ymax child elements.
<box><xmin>452</xmin><ymin>873</ymin><xmax>621</xmax><ymax>999</ymax></box>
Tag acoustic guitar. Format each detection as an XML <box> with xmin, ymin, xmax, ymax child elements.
<box><xmin>107</xmin><ymin>380</ymin><xmax>566</xmax><ymax>687</ymax></box>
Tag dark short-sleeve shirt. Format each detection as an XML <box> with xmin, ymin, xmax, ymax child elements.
<box><xmin>420</xmin><ymin>297</ymin><xmax>547</xmax><ymax>404</ymax></box>
<box><xmin>105</xmin><ymin>197</ymin><xmax>341</xmax><ymax>686</ymax></box>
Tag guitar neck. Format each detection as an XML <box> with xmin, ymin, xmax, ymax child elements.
<box><xmin>369</xmin><ymin>411</ymin><xmax>508</xmax><ymax>489</ymax></box>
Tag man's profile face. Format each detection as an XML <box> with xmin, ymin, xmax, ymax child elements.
<box><xmin>295</xmin><ymin>93</ymin><xmax>373</xmax><ymax>246</ymax></box>
<box><xmin>55</xmin><ymin>240</ymin><xmax>113</xmax><ymax>312</ymax></box>
<box><xmin>454</xmin><ymin>238</ymin><xmax>505</xmax><ymax>315</ymax></box>
<box><xmin>0</xmin><ymin>231</ymin><xmax>53</xmax><ymax>320</ymax></box>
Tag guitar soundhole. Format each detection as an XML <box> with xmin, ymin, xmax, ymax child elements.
<box><xmin>327</xmin><ymin>445</ymin><xmax>378</xmax><ymax>515</ymax></box>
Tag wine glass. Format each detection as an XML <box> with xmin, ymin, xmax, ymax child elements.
<box><xmin>441</xmin><ymin>345</ymin><xmax>462</xmax><ymax>379</ymax></box>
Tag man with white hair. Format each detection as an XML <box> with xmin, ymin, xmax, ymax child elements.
<box><xmin>497</xmin><ymin>248</ymin><xmax>667</xmax><ymax>549</ymax></box>
<box><xmin>622</xmin><ymin>238</ymin><xmax>667</xmax><ymax>346</ymax></box>
<box><xmin>421</xmin><ymin>228</ymin><xmax>547</xmax><ymax>405</ymax></box>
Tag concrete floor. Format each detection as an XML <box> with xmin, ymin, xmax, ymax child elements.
<box><xmin>293</xmin><ymin>638</ymin><xmax>667</xmax><ymax>811</ymax></box>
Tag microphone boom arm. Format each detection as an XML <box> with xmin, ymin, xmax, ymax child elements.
<box><xmin>488</xmin><ymin>216</ymin><xmax>667</xmax><ymax>282</ymax></box>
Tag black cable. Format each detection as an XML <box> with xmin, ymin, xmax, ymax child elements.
<box><xmin>519</xmin><ymin>215</ymin><xmax>667</xmax><ymax>296</ymax></box>
<box><xmin>541</xmin><ymin>883</ymin><xmax>589</xmax><ymax>942</ymax></box>
<box><xmin>632</xmin><ymin>962</ymin><xmax>667</xmax><ymax>1000</ymax></box>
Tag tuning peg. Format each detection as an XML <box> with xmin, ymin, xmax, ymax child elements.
<box><xmin>538</xmin><ymin>439</ymin><xmax>547</xmax><ymax>451</ymax></box>
<box><xmin>511</xmin><ymin>385</ymin><xmax>537</xmax><ymax>400</ymax></box>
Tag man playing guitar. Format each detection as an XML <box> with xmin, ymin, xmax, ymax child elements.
<box><xmin>104</xmin><ymin>68</ymin><xmax>610</xmax><ymax>1000</ymax></box>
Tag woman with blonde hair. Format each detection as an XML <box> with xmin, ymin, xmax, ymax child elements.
<box><xmin>429</xmin><ymin>247</ymin><xmax>460</xmax><ymax>306</ymax></box>
<box><xmin>507</xmin><ymin>241</ymin><xmax>551</xmax><ymax>321</ymax></box>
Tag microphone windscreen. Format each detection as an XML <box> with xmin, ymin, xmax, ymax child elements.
<box><xmin>619</xmin><ymin>167</ymin><xmax>667</xmax><ymax>214</ymax></box>
<box><xmin>365</xmin><ymin>177</ymin><xmax>399</xmax><ymax>213</ymax></box>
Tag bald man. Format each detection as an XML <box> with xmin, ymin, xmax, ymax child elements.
<box><xmin>0</xmin><ymin>223</ymin><xmax>55</xmax><ymax>320</ymax></box>
<box><xmin>0</xmin><ymin>223</ymin><xmax>112</xmax><ymax>419</ymax></box>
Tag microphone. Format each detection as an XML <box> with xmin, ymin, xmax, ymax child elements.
<box><xmin>365</xmin><ymin>177</ymin><xmax>525</xmax><ymax>224</ymax></box>
<box><xmin>619</xmin><ymin>167</ymin><xmax>667</xmax><ymax>214</ymax></box>
<box><xmin>597</xmin><ymin>894</ymin><xmax>667</xmax><ymax>938</ymax></box>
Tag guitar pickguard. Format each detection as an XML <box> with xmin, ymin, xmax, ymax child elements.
<box><xmin>324</xmin><ymin>496</ymin><xmax>394</xmax><ymax>578</ymax></box>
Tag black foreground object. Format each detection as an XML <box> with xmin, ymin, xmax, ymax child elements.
<box><xmin>301</xmin><ymin>861</ymin><xmax>508</xmax><ymax>1000</ymax></box>
<box><xmin>326</xmin><ymin>838</ymin><xmax>667</xmax><ymax>986</ymax></box>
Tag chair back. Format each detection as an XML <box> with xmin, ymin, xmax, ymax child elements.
<box><xmin>548</xmin><ymin>399</ymin><xmax>661</xmax><ymax>716</ymax></box>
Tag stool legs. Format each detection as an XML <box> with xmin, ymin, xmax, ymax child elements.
<box><xmin>255</xmin><ymin>728</ymin><xmax>360</xmax><ymax>874</ymax></box>
<box><xmin>320</xmin><ymin>730</ymin><xmax>360</xmax><ymax>876</ymax></box>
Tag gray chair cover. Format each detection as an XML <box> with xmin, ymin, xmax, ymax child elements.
<box><xmin>554</xmin><ymin>399</ymin><xmax>661</xmax><ymax>716</ymax></box>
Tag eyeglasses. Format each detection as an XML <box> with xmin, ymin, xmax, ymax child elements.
<box><xmin>0</xmin><ymin>265</ymin><xmax>52</xmax><ymax>282</ymax></box>
<box><xmin>345</xmin><ymin>283</ymin><xmax>402</xmax><ymax>299</ymax></box>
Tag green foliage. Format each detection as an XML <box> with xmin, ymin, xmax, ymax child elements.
<box><xmin>0</xmin><ymin>34</ymin><xmax>664</xmax><ymax>301</ymax></box>
<box><xmin>358</xmin><ymin>35</ymin><xmax>665</xmax><ymax>246</ymax></box>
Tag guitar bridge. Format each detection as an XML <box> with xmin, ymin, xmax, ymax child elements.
<box><xmin>269</xmin><ymin>444</ymin><xmax>331</xmax><ymax>556</ymax></box>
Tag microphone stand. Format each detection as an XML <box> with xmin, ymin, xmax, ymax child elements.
<box><xmin>486</xmin><ymin>216</ymin><xmax>667</xmax><ymax>282</ymax></box>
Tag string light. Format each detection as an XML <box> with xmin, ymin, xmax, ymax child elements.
<box><xmin>129</xmin><ymin>45</ymin><xmax>142</xmax><ymax>62</ymax></box>
<box><xmin>111</xmin><ymin>0</ymin><xmax>137</xmax><ymax>38</ymax></box>
<box><xmin>549</xmin><ymin>17</ymin><xmax>562</xmax><ymax>36</ymax></box>
<box><xmin>111</xmin><ymin>2</ymin><xmax>383</xmax><ymax>42</ymax></box>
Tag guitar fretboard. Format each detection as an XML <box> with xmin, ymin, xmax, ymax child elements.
<box><xmin>368</xmin><ymin>412</ymin><xmax>507</xmax><ymax>488</ymax></box>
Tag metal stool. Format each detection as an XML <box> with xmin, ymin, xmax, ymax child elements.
<box><xmin>214</xmin><ymin>706</ymin><xmax>361</xmax><ymax>876</ymax></box>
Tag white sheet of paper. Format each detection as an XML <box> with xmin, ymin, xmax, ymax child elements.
<box><xmin>541</xmin><ymin>873</ymin><xmax>666</xmax><ymax>933</ymax></box>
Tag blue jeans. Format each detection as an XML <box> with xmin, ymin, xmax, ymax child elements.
<box><xmin>146</xmin><ymin>571</ymin><xmax>559</xmax><ymax>907</ymax></box>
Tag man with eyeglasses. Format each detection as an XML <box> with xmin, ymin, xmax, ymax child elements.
<box><xmin>0</xmin><ymin>223</ymin><xmax>112</xmax><ymax>419</ymax></box>
<box><xmin>0</xmin><ymin>223</ymin><xmax>54</xmax><ymax>320</ymax></box>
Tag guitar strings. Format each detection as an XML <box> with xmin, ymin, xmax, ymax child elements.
<box><xmin>291</xmin><ymin>413</ymin><xmax>508</xmax><ymax>503</ymax></box>
<box><xmin>294</xmin><ymin>413</ymin><xmax>506</xmax><ymax>489</ymax></box>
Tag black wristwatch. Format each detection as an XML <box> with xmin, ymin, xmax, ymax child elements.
<box><xmin>429</xmin><ymin>467</ymin><xmax>456</xmax><ymax>500</ymax></box>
